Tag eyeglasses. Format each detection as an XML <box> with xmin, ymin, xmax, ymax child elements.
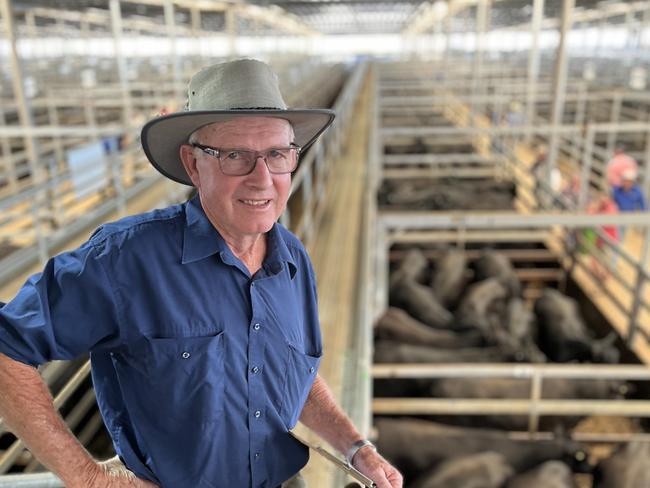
<box><xmin>192</xmin><ymin>143</ymin><xmax>301</xmax><ymax>176</ymax></box>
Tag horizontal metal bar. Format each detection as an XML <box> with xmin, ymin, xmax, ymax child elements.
<box><xmin>382</xmin><ymin>121</ymin><xmax>650</xmax><ymax>138</ymax></box>
<box><xmin>372</xmin><ymin>363</ymin><xmax>650</xmax><ymax>380</ymax></box>
<box><xmin>382</xmin><ymin>168</ymin><xmax>497</xmax><ymax>179</ymax></box>
<box><xmin>383</xmin><ymin>154</ymin><xmax>489</xmax><ymax>164</ymax></box>
<box><xmin>0</xmin><ymin>125</ymin><xmax>130</xmax><ymax>137</ymax></box>
<box><xmin>373</xmin><ymin>398</ymin><xmax>650</xmax><ymax>416</ymax></box>
<box><xmin>380</xmin><ymin>211</ymin><xmax>650</xmax><ymax>230</ymax></box>
<box><xmin>389</xmin><ymin>230</ymin><xmax>551</xmax><ymax>243</ymax></box>
<box><xmin>0</xmin><ymin>473</ymin><xmax>63</xmax><ymax>488</ymax></box>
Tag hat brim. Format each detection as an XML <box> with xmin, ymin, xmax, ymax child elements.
<box><xmin>141</xmin><ymin>109</ymin><xmax>336</xmax><ymax>186</ymax></box>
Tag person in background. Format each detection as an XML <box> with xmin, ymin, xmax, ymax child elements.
<box><xmin>606</xmin><ymin>146</ymin><xmax>638</xmax><ymax>189</ymax></box>
<box><xmin>612</xmin><ymin>169</ymin><xmax>647</xmax><ymax>244</ymax></box>
<box><xmin>587</xmin><ymin>192</ymin><xmax>619</xmax><ymax>279</ymax></box>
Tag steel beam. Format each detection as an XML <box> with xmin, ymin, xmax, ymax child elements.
<box><xmin>109</xmin><ymin>0</ymin><xmax>134</xmax><ymax>126</ymax></box>
<box><xmin>163</xmin><ymin>0</ymin><xmax>182</xmax><ymax>102</ymax></box>
<box><xmin>373</xmin><ymin>398</ymin><xmax>650</xmax><ymax>417</ymax></box>
<box><xmin>0</xmin><ymin>0</ymin><xmax>41</xmax><ymax>185</ymax></box>
<box><xmin>379</xmin><ymin>210</ymin><xmax>650</xmax><ymax>229</ymax></box>
<box><xmin>471</xmin><ymin>0</ymin><xmax>489</xmax><ymax>116</ymax></box>
<box><xmin>547</xmin><ymin>0</ymin><xmax>574</xmax><ymax>196</ymax></box>
<box><xmin>373</xmin><ymin>363</ymin><xmax>650</xmax><ymax>380</ymax></box>
<box><xmin>526</xmin><ymin>0</ymin><xmax>544</xmax><ymax>139</ymax></box>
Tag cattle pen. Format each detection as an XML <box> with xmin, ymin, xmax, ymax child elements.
<box><xmin>340</xmin><ymin>61</ymin><xmax>650</xmax><ymax>487</ymax></box>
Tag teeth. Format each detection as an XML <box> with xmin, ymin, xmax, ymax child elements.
<box><xmin>242</xmin><ymin>199</ymin><xmax>270</xmax><ymax>206</ymax></box>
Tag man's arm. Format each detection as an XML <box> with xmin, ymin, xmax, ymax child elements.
<box><xmin>298</xmin><ymin>374</ymin><xmax>402</xmax><ymax>488</ymax></box>
<box><xmin>0</xmin><ymin>353</ymin><xmax>155</xmax><ymax>488</ymax></box>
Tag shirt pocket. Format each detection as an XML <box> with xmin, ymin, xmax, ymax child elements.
<box><xmin>280</xmin><ymin>342</ymin><xmax>321</xmax><ymax>429</ymax></box>
<box><xmin>114</xmin><ymin>332</ymin><xmax>225</xmax><ymax>425</ymax></box>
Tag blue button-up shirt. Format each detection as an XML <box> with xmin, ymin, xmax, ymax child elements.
<box><xmin>612</xmin><ymin>186</ymin><xmax>647</xmax><ymax>212</ymax></box>
<box><xmin>0</xmin><ymin>196</ymin><xmax>322</xmax><ymax>488</ymax></box>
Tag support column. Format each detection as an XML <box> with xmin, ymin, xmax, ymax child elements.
<box><xmin>0</xmin><ymin>0</ymin><xmax>42</xmax><ymax>186</ymax></box>
<box><xmin>526</xmin><ymin>0</ymin><xmax>544</xmax><ymax>139</ymax></box>
<box><xmin>109</xmin><ymin>0</ymin><xmax>134</xmax><ymax>126</ymax></box>
<box><xmin>442</xmin><ymin>9</ymin><xmax>452</xmax><ymax>72</ymax></box>
<box><xmin>164</xmin><ymin>0</ymin><xmax>182</xmax><ymax>103</ymax></box>
<box><xmin>606</xmin><ymin>91</ymin><xmax>622</xmax><ymax>156</ymax></box>
<box><xmin>190</xmin><ymin>7</ymin><xmax>202</xmax><ymax>58</ymax></box>
<box><xmin>547</xmin><ymin>0</ymin><xmax>574</xmax><ymax>198</ymax></box>
<box><xmin>471</xmin><ymin>0</ymin><xmax>490</xmax><ymax>118</ymax></box>
<box><xmin>643</xmin><ymin>126</ymin><xmax>650</xmax><ymax>208</ymax></box>
<box><xmin>226</xmin><ymin>6</ymin><xmax>237</xmax><ymax>59</ymax></box>
<box><xmin>0</xmin><ymin>109</ymin><xmax>17</xmax><ymax>193</ymax></box>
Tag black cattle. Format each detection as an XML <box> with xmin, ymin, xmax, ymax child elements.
<box><xmin>593</xmin><ymin>442</ymin><xmax>650</xmax><ymax>488</ymax></box>
<box><xmin>455</xmin><ymin>278</ymin><xmax>508</xmax><ymax>334</ymax></box>
<box><xmin>506</xmin><ymin>460</ymin><xmax>576</xmax><ymax>488</ymax></box>
<box><xmin>375</xmin><ymin>307</ymin><xmax>483</xmax><ymax>349</ymax></box>
<box><xmin>473</xmin><ymin>250</ymin><xmax>522</xmax><ymax>298</ymax></box>
<box><xmin>373</xmin><ymin>340</ymin><xmax>519</xmax><ymax>364</ymax></box>
<box><xmin>390</xmin><ymin>279</ymin><xmax>453</xmax><ymax>329</ymax></box>
<box><xmin>411</xmin><ymin>452</ymin><xmax>513</xmax><ymax>488</ymax></box>
<box><xmin>431</xmin><ymin>249</ymin><xmax>467</xmax><ymax>308</ymax></box>
<box><xmin>534</xmin><ymin>289</ymin><xmax>619</xmax><ymax>363</ymax></box>
<box><xmin>375</xmin><ymin>418</ymin><xmax>589</xmax><ymax>481</ymax></box>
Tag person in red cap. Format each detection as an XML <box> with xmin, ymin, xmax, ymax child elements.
<box><xmin>606</xmin><ymin>146</ymin><xmax>638</xmax><ymax>190</ymax></box>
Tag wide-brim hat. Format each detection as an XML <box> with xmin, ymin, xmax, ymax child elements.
<box><xmin>141</xmin><ymin>58</ymin><xmax>335</xmax><ymax>186</ymax></box>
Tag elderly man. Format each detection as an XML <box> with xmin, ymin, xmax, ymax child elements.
<box><xmin>0</xmin><ymin>59</ymin><xmax>402</xmax><ymax>488</ymax></box>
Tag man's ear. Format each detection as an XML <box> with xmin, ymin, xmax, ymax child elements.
<box><xmin>179</xmin><ymin>144</ymin><xmax>201</xmax><ymax>188</ymax></box>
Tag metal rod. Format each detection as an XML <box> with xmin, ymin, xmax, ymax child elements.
<box><xmin>373</xmin><ymin>398</ymin><xmax>650</xmax><ymax>416</ymax></box>
<box><xmin>373</xmin><ymin>363</ymin><xmax>650</xmax><ymax>380</ymax></box>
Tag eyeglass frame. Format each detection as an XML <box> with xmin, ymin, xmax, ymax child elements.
<box><xmin>191</xmin><ymin>142</ymin><xmax>302</xmax><ymax>176</ymax></box>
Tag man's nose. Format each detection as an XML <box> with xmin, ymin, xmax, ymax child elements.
<box><xmin>246</xmin><ymin>155</ymin><xmax>274</xmax><ymax>186</ymax></box>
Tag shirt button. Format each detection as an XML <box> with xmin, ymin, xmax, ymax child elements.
<box><xmin>254</xmin><ymin>410</ymin><xmax>261</xmax><ymax>418</ymax></box>
<box><xmin>182</xmin><ymin>351</ymin><xmax>190</xmax><ymax>359</ymax></box>
<box><xmin>254</xmin><ymin>453</ymin><xmax>260</xmax><ymax>460</ymax></box>
<box><xmin>253</xmin><ymin>323</ymin><xmax>261</xmax><ymax>331</ymax></box>
<box><xmin>310</xmin><ymin>367</ymin><xmax>315</xmax><ymax>373</ymax></box>
<box><xmin>251</xmin><ymin>366</ymin><xmax>259</xmax><ymax>374</ymax></box>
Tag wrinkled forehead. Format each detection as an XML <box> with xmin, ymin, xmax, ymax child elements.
<box><xmin>195</xmin><ymin>117</ymin><xmax>294</xmax><ymax>145</ymax></box>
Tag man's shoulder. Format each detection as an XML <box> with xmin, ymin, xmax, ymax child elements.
<box><xmin>88</xmin><ymin>202</ymin><xmax>186</xmax><ymax>248</ymax></box>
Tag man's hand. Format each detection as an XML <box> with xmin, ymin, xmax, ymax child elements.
<box><xmin>78</xmin><ymin>457</ymin><xmax>159</xmax><ymax>488</ymax></box>
<box><xmin>352</xmin><ymin>447</ymin><xmax>403</xmax><ymax>488</ymax></box>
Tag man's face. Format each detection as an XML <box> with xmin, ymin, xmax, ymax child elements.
<box><xmin>622</xmin><ymin>178</ymin><xmax>634</xmax><ymax>191</ymax></box>
<box><xmin>180</xmin><ymin>117</ymin><xmax>293</xmax><ymax>240</ymax></box>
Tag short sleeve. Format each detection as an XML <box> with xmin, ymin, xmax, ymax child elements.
<box><xmin>0</xmin><ymin>240</ymin><xmax>122</xmax><ymax>366</ymax></box>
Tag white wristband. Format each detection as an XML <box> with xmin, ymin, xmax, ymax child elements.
<box><xmin>345</xmin><ymin>439</ymin><xmax>376</xmax><ymax>465</ymax></box>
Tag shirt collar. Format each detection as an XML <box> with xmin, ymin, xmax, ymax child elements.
<box><xmin>182</xmin><ymin>196</ymin><xmax>297</xmax><ymax>278</ymax></box>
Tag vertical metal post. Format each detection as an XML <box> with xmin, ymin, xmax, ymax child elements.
<box><xmin>575</xmin><ymin>81</ymin><xmax>586</xmax><ymax>126</ymax></box>
<box><xmin>642</xmin><ymin>125</ymin><xmax>650</xmax><ymax>215</ymax></box>
<box><xmin>528</xmin><ymin>372</ymin><xmax>543</xmax><ymax>434</ymax></box>
<box><xmin>226</xmin><ymin>6</ymin><xmax>237</xmax><ymax>59</ymax></box>
<box><xmin>0</xmin><ymin>109</ymin><xmax>17</xmax><ymax>193</ymax></box>
<box><xmin>442</xmin><ymin>9</ymin><xmax>452</xmax><ymax>73</ymax></box>
<box><xmin>109</xmin><ymin>0</ymin><xmax>134</xmax><ymax>126</ymax></box>
<box><xmin>547</xmin><ymin>0</ymin><xmax>574</xmax><ymax>195</ymax></box>
<box><xmin>578</xmin><ymin>124</ymin><xmax>595</xmax><ymax>208</ymax></box>
<box><xmin>190</xmin><ymin>7</ymin><xmax>201</xmax><ymax>34</ymax></box>
<box><xmin>628</xmin><ymin>223</ymin><xmax>650</xmax><ymax>346</ymax></box>
<box><xmin>25</xmin><ymin>10</ymin><xmax>36</xmax><ymax>38</ymax></box>
<box><xmin>526</xmin><ymin>0</ymin><xmax>544</xmax><ymax>140</ymax></box>
<box><xmin>471</xmin><ymin>0</ymin><xmax>489</xmax><ymax>118</ymax></box>
<box><xmin>0</xmin><ymin>0</ymin><xmax>42</xmax><ymax>185</ymax></box>
<box><xmin>164</xmin><ymin>0</ymin><xmax>182</xmax><ymax>103</ymax></box>
<box><xmin>606</xmin><ymin>92</ymin><xmax>622</xmax><ymax>156</ymax></box>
